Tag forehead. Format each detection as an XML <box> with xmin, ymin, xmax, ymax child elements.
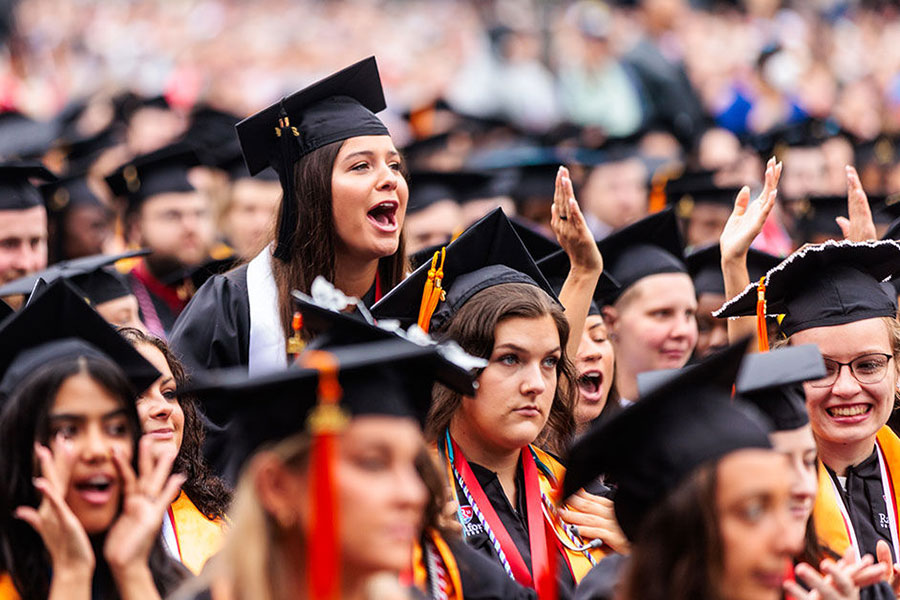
<box><xmin>141</xmin><ymin>191</ymin><xmax>207</xmax><ymax>213</ymax></box>
<box><xmin>791</xmin><ymin>317</ymin><xmax>892</xmax><ymax>357</ymax></box>
<box><xmin>336</xmin><ymin>135</ymin><xmax>398</xmax><ymax>157</ymax></box>
<box><xmin>342</xmin><ymin>415</ymin><xmax>423</xmax><ymax>450</ymax></box>
<box><xmin>626</xmin><ymin>272</ymin><xmax>697</xmax><ymax>307</ymax></box>
<box><xmin>0</xmin><ymin>206</ymin><xmax>47</xmax><ymax>235</ymax></box>
<box><xmin>717</xmin><ymin>449</ymin><xmax>790</xmax><ymax>499</ymax></box>
<box><xmin>51</xmin><ymin>372</ymin><xmax>124</xmax><ymax>416</ymax></box>
<box><xmin>495</xmin><ymin>315</ymin><xmax>560</xmax><ymax>350</ymax></box>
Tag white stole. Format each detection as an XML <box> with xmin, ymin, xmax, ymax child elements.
<box><xmin>246</xmin><ymin>245</ymin><xmax>287</xmax><ymax>376</ymax></box>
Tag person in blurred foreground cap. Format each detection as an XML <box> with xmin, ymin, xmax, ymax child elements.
<box><xmin>0</xmin><ymin>278</ymin><xmax>190</xmax><ymax>599</ymax></box>
<box><xmin>375</xmin><ymin>206</ymin><xmax>618</xmax><ymax>598</ymax></box>
<box><xmin>42</xmin><ymin>172</ymin><xmax>114</xmax><ymax>263</ymax></box>
<box><xmin>686</xmin><ymin>243</ymin><xmax>780</xmax><ymax>359</ymax></box>
<box><xmin>567</xmin><ymin>341</ymin><xmax>797</xmax><ymax>600</ymax></box>
<box><xmin>0</xmin><ymin>161</ymin><xmax>56</xmax><ymax>288</ymax></box>
<box><xmin>715</xmin><ymin>239</ymin><xmax>900</xmax><ymax>565</ymax></box>
<box><xmin>105</xmin><ymin>143</ymin><xmax>217</xmax><ymax>338</ymax></box>
<box><xmin>595</xmin><ymin>208</ymin><xmax>697</xmax><ymax>405</ymax></box>
<box><xmin>170</xmin><ymin>56</ymin><xmax>410</xmax><ymax>376</ymax></box>
<box><xmin>168</xmin><ymin>336</ymin><xmax>521</xmax><ymax>600</ymax></box>
<box><xmin>0</xmin><ymin>249</ymin><xmax>149</xmax><ymax>332</ymax></box>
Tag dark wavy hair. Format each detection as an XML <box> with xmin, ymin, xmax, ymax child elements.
<box><xmin>118</xmin><ymin>327</ymin><xmax>231</xmax><ymax>520</ymax></box>
<box><xmin>0</xmin><ymin>354</ymin><xmax>187</xmax><ymax>599</ymax></box>
<box><xmin>272</xmin><ymin>139</ymin><xmax>409</xmax><ymax>339</ymax></box>
<box><xmin>427</xmin><ymin>282</ymin><xmax>577</xmax><ymax>455</ymax></box>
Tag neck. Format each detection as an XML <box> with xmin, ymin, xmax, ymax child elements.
<box><xmin>615</xmin><ymin>368</ymin><xmax>639</xmax><ymax>403</ymax></box>
<box><xmin>333</xmin><ymin>249</ymin><xmax>379</xmax><ymax>299</ymax></box>
<box><xmin>817</xmin><ymin>434</ymin><xmax>879</xmax><ymax>477</ymax></box>
<box><xmin>450</xmin><ymin>418</ymin><xmax>522</xmax><ymax>506</ymax></box>
<box><xmin>276</xmin><ymin>535</ymin><xmax>371</xmax><ymax>600</ymax></box>
<box><xmin>143</xmin><ymin>254</ymin><xmax>185</xmax><ymax>282</ymax></box>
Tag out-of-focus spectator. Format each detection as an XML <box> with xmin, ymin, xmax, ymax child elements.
<box><xmin>581</xmin><ymin>155</ymin><xmax>648</xmax><ymax>239</ymax></box>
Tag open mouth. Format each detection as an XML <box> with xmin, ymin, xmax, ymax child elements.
<box><xmin>73</xmin><ymin>474</ymin><xmax>115</xmax><ymax>505</ymax></box>
<box><xmin>826</xmin><ymin>404</ymin><xmax>872</xmax><ymax>418</ymax></box>
<box><xmin>577</xmin><ymin>371</ymin><xmax>603</xmax><ymax>400</ymax></box>
<box><xmin>367</xmin><ymin>201</ymin><xmax>399</xmax><ymax>231</ymax></box>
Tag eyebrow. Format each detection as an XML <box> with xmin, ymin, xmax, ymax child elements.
<box><xmin>49</xmin><ymin>408</ymin><xmax>129</xmax><ymax>422</ymax></box>
<box><xmin>161</xmin><ymin>377</ymin><xmax>175</xmax><ymax>387</ymax></box>
<box><xmin>587</xmin><ymin>322</ymin><xmax>606</xmax><ymax>333</ymax></box>
<box><xmin>341</xmin><ymin>149</ymin><xmax>400</xmax><ymax>162</ymax></box>
<box><xmin>495</xmin><ymin>343</ymin><xmax>561</xmax><ymax>355</ymax></box>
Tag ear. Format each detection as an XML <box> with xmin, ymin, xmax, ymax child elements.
<box><xmin>601</xmin><ymin>305</ymin><xmax>618</xmax><ymax>334</ymax></box>
<box><xmin>252</xmin><ymin>452</ymin><xmax>307</xmax><ymax>529</ymax></box>
<box><xmin>125</xmin><ymin>212</ymin><xmax>142</xmax><ymax>246</ymax></box>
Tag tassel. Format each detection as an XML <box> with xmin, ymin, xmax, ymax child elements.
<box><xmin>273</xmin><ymin>105</ymin><xmax>301</xmax><ymax>262</ymax></box>
<box><xmin>417</xmin><ymin>247</ymin><xmax>447</xmax><ymax>333</ymax></box>
<box><xmin>287</xmin><ymin>311</ymin><xmax>305</xmax><ymax>357</ymax></box>
<box><xmin>301</xmin><ymin>350</ymin><xmax>348</xmax><ymax>600</ymax></box>
<box><xmin>756</xmin><ymin>276</ymin><xmax>769</xmax><ymax>352</ymax></box>
<box><xmin>648</xmin><ymin>174</ymin><xmax>668</xmax><ymax>214</ymax></box>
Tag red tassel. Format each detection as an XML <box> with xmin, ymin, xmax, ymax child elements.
<box><xmin>756</xmin><ymin>277</ymin><xmax>769</xmax><ymax>353</ymax></box>
<box><xmin>301</xmin><ymin>351</ymin><xmax>347</xmax><ymax>600</ymax></box>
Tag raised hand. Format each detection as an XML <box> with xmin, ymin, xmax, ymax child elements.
<box><xmin>720</xmin><ymin>157</ymin><xmax>780</xmax><ymax>263</ymax></box>
<box><xmin>550</xmin><ymin>166</ymin><xmax>602</xmax><ymax>275</ymax></box>
<box><xmin>873</xmin><ymin>540</ymin><xmax>900</xmax><ymax>596</ymax></box>
<box><xmin>103</xmin><ymin>436</ymin><xmax>184</xmax><ymax>575</ymax></box>
<box><xmin>15</xmin><ymin>441</ymin><xmax>95</xmax><ymax>580</ymax></box>
<box><xmin>558</xmin><ymin>490</ymin><xmax>630</xmax><ymax>554</ymax></box>
<box><xmin>836</xmin><ymin>166</ymin><xmax>877</xmax><ymax>242</ymax></box>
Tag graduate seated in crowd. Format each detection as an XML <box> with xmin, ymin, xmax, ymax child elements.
<box><xmin>0</xmin><ymin>162</ymin><xmax>55</xmax><ymax>290</ymax></box>
<box><xmin>42</xmin><ymin>173</ymin><xmax>114</xmax><ymax>264</ymax></box>
<box><xmin>0</xmin><ymin>280</ymin><xmax>189</xmax><ymax>599</ymax></box>
<box><xmin>105</xmin><ymin>144</ymin><xmax>218</xmax><ymax>338</ymax></box>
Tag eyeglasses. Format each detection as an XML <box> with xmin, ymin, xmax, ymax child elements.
<box><xmin>808</xmin><ymin>353</ymin><xmax>894</xmax><ymax>388</ymax></box>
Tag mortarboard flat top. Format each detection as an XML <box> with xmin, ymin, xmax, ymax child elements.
<box><xmin>736</xmin><ymin>345</ymin><xmax>825</xmax><ymax>431</ymax></box>
<box><xmin>595</xmin><ymin>208</ymin><xmax>688</xmax><ymax>303</ymax></box>
<box><xmin>715</xmin><ymin>240</ymin><xmax>900</xmax><ymax>337</ymax></box>
<box><xmin>793</xmin><ymin>195</ymin><xmax>900</xmax><ymax>240</ymax></box>
<box><xmin>292</xmin><ymin>290</ymin><xmax>480</xmax><ymax>396</ymax></box>
<box><xmin>0</xmin><ymin>249</ymin><xmax>148</xmax><ymax>299</ymax></box>
<box><xmin>536</xmin><ymin>248</ymin><xmax>620</xmax><ymax>315</ymax></box>
<box><xmin>236</xmin><ymin>56</ymin><xmax>388</xmax><ymax>176</ymax></box>
<box><xmin>563</xmin><ymin>339</ymin><xmax>772</xmax><ymax>540</ymax></box>
<box><xmin>0</xmin><ymin>112</ymin><xmax>59</xmax><ymax>160</ymax></box>
<box><xmin>0</xmin><ymin>279</ymin><xmax>160</xmax><ymax>398</ymax></box>
<box><xmin>104</xmin><ymin>143</ymin><xmax>201</xmax><ymax>210</ymax></box>
<box><xmin>686</xmin><ymin>243</ymin><xmax>781</xmax><ymax>297</ymax></box>
<box><xmin>665</xmin><ymin>172</ymin><xmax>742</xmax><ymax>216</ymax></box>
<box><xmin>510</xmin><ymin>218</ymin><xmax>561</xmax><ymax>261</ymax></box>
<box><xmin>372</xmin><ymin>208</ymin><xmax>558</xmax><ymax>332</ymax></box>
<box><xmin>41</xmin><ymin>172</ymin><xmax>106</xmax><ymax>214</ymax></box>
<box><xmin>0</xmin><ymin>161</ymin><xmax>57</xmax><ymax>211</ymax></box>
<box><xmin>183</xmin><ymin>340</ymin><xmax>453</xmax><ymax>472</ymax></box>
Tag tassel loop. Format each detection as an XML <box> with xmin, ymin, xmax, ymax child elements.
<box><xmin>417</xmin><ymin>247</ymin><xmax>447</xmax><ymax>333</ymax></box>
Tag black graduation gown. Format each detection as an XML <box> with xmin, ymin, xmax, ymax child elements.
<box><xmin>573</xmin><ymin>554</ymin><xmax>627</xmax><ymax>600</ymax></box>
<box><xmin>453</xmin><ymin>459</ymin><xmax>577</xmax><ymax>600</ymax></box>
<box><xmin>445</xmin><ymin>537</ymin><xmax>536</xmax><ymax>600</ymax></box>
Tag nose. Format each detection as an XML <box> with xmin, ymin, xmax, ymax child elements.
<box><xmin>376</xmin><ymin>163</ymin><xmax>400</xmax><ymax>191</ymax></box>
<box><xmin>520</xmin><ymin>361</ymin><xmax>548</xmax><ymax>397</ymax></box>
<box><xmin>774</xmin><ymin>503</ymin><xmax>804</xmax><ymax>556</ymax></box>
<box><xmin>670</xmin><ymin>312</ymin><xmax>696</xmax><ymax>341</ymax></box>
<box><xmin>81</xmin><ymin>424</ymin><xmax>111</xmax><ymax>462</ymax></box>
<box><xmin>831</xmin><ymin>363</ymin><xmax>862</xmax><ymax>398</ymax></box>
<box><xmin>147</xmin><ymin>394</ymin><xmax>174</xmax><ymax>421</ymax></box>
<box><xmin>394</xmin><ymin>464</ymin><xmax>428</xmax><ymax>511</ymax></box>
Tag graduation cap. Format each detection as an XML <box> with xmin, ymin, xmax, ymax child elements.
<box><xmin>665</xmin><ymin>171</ymin><xmax>741</xmax><ymax>219</ymax></box>
<box><xmin>0</xmin><ymin>111</ymin><xmax>59</xmax><ymax>160</ymax></box>
<box><xmin>0</xmin><ymin>298</ymin><xmax>12</xmax><ymax>323</ymax></box>
<box><xmin>183</xmin><ymin>339</ymin><xmax>452</xmax><ymax>471</ymax></box>
<box><xmin>562</xmin><ymin>339</ymin><xmax>772</xmax><ymax>540</ymax></box>
<box><xmin>736</xmin><ymin>345</ymin><xmax>825</xmax><ymax>431</ymax></box>
<box><xmin>236</xmin><ymin>56</ymin><xmax>388</xmax><ymax>261</ymax></box>
<box><xmin>61</xmin><ymin>124</ymin><xmax>123</xmax><ymax>174</ymax></box>
<box><xmin>372</xmin><ymin>207</ymin><xmax>558</xmax><ymax>332</ymax></box>
<box><xmin>0</xmin><ymin>278</ymin><xmax>160</xmax><ymax>398</ymax></box>
<box><xmin>41</xmin><ymin>172</ymin><xmax>106</xmax><ymax>214</ymax></box>
<box><xmin>0</xmin><ymin>161</ymin><xmax>57</xmax><ymax>210</ymax></box>
<box><xmin>750</xmin><ymin>118</ymin><xmax>840</xmax><ymax>156</ymax></box>
<box><xmin>293</xmin><ymin>290</ymin><xmax>481</xmax><ymax>395</ymax></box>
<box><xmin>216</xmin><ymin>139</ymin><xmax>280</xmax><ymax>182</ymax></box>
<box><xmin>596</xmin><ymin>208</ymin><xmax>688</xmax><ymax>303</ymax></box>
<box><xmin>715</xmin><ymin>240</ymin><xmax>900</xmax><ymax>337</ymax></box>
<box><xmin>0</xmin><ymin>249</ymin><xmax>148</xmax><ymax>301</ymax></box>
<box><xmin>536</xmin><ymin>248</ymin><xmax>621</xmax><ymax>315</ymax></box>
<box><xmin>510</xmin><ymin>163</ymin><xmax>561</xmax><ymax>203</ymax></box>
<box><xmin>104</xmin><ymin>143</ymin><xmax>201</xmax><ymax>212</ymax></box>
<box><xmin>510</xmin><ymin>218</ymin><xmax>561</xmax><ymax>261</ymax></box>
<box><xmin>407</xmin><ymin>171</ymin><xmax>489</xmax><ymax>214</ymax></box>
<box><xmin>792</xmin><ymin>194</ymin><xmax>899</xmax><ymax>241</ymax></box>
<box><xmin>686</xmin><ymin>243</ymin><xmax>781</xmax><ymax>297</ymax></box>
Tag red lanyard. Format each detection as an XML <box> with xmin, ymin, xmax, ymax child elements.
<box><xmin>450</xmin><ymin>437</ymin><xmax>558</xmax><ymax>600</ymax></box>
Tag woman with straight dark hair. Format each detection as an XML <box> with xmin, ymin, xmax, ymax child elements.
<box><xmin>170</xmin><ymin>57</ymin><xmax>409</xmax><ymax>376</ymax></box>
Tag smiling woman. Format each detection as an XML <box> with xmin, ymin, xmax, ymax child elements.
<box><xmin>169</xmin><ymin>57</ymin><xmax>408</xmax><ymax>382</ymax></box>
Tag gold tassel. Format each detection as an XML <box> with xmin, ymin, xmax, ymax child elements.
<box><xmin>418</xmin><ymin>247</ymin><xmax>447</xmax><ymax>333</ymax></box>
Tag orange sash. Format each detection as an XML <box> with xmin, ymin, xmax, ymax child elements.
<box><xmin>169</xmin><ymin>491</ymin><xmax>227</xmax><ymax>575</ymax></box>
<box><xmin>0</xmin><ymin>573</ymin><xmax>18</xmax><ymax>600</ymax></box>
<box><xmin>813</xmin><ymin>426</ymin><xmax>900</xmax><ymax>556</ymax></box>
<box><xmin>412</xmin><ymin>529</ymin><xmax>464</xmax><ymax>600</ymax></box>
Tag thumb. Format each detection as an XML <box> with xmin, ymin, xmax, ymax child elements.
<box><xmin>836</xmin><ymin>216</ymin><xmax>851</xmax><ymax>240</ymax></box>
<box><xmin>877</xmin><ymin>540</ymin><xmax>894</xmax><ymax>573</ymax></box>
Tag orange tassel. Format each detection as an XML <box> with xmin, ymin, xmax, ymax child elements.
<box><xmin>287</xmin><ymin>311</ymin><xmax>305</xmax><ymax>357</ymax></box>
<box><xmin>300</xmin><ymin>350</ymin><xmax>347</xmax><ymax>600</ymax></box>
<box><xmin>418</xmin><ymin>247</ymin><xmax>447</xmax><ymax>333</ymax></box>
<box><xmin>756</xmin><ymin>277</ymin><xmax>769</xmax><ymax>352</ymax></box>
<box><xmin>648</xmin><ymin>176</ymin><xmax>668</xmax><ymax>214</ymax></box>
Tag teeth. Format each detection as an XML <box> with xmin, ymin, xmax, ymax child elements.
<box><xmin>87</xmin><ymin>475</ymin><xmax>111</xmax><ymax>485</ymax></box>
<box><xmin>829</xmin><ymin>405</ymin><xmax>869</xmax><ymax>417</ymax></box>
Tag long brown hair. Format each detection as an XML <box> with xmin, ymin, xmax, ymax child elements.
<box><xmin>118</xmin><ymin>327</ymin><xmax>232</xmax><ymax>520</ymax></box>
<box><xmin>272</xmin><ymin>140</ymin><xmax>408</xmax><ymax>340</ymax></box>
<box><xmin>619</xmin><ymin>463</ymin><xmax>723</xmax><ymax>600</ymax></box>
<box><xmin>427</xmin><ymin>282</ymin><xmax>577</xmax><ymax>455</ymax></box>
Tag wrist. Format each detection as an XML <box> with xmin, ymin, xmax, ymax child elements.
<box><xmin>720</xmin><ymin>250</ymin><xmax>749</xmax><ymax>266</ymax></box>
<box><xmin>567</xmin><ymin>264</ymin><xmax>603</xmax><ymax>280</ymax></box>
<box><xmin>110</xmin><ymin>561</ymin><xmax>155</xmax><ymax>591</ymax></box>
<box><xmin>52</xmin><ymin>563</ymin><xmax>94</xmax><ymax>586</ymax></box>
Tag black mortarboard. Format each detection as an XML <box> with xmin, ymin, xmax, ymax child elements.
<box><xmin>372</xmin><ymin>208</ymin><xmax>558</xmax><ymax>331</ymax></box>
<box><xmin>596</xmin><ymin>208</ymin><xmax>688</xmax><ymax>303</ymax></box>
<box><xmin>715</xmin><ymin>240</ymin><xmax>900</xmax><ymax>337</ymax></box>
<box><xmin>0</xmin><ymin>111</ymin><xmax>59</xmax><ymax>160</ymax></box>
<box><xmin>41</xmin><ymin>173</ymin><xmax>106</xmax><ymax>214</ymax></box>
<box><xmin>183</xmin><ymin>340</ymin><xmax>452</xmax><ymax>472</ymax></box>
<box><xmin>510</xmin><ymin>163</ymin><xmax>560</xmax><ymax>203</ymax></box>
<box><xmin>665</xmin><ymin>171</ymin><xmax>741</xmax><ymax>218</ymax></box>
<box><xmin>236</xmin><ymin>57</ymin><xmax>388</xmax><ymax>261</ymax></box>
<box><xmin>59</xmin><ymin>124</ymin><xmax>123</xmax><ymax>174</ymax></box>
<box><xmin>736</xmin><ymin>345</ymin><xmax>825</xmax><ymax>431</ymax></box>
<box><xmin>792</xmin><ymin>194</ymin><xmax>899</xmax><ymax>241</ymax></box>
<box><xmin>750</xmin><ymin>118</ymin><xmax>839</xmax><ymax>156</ymax></box>
<box><xmin>0</xmin><ymin>249</ymin><xmax>147</xmax><ymax>301</ymax></box>
<box><xmin>511</xmin><ymin>218</ymin><xmax>561</xmax><ymax>261</ymax></box>
<box><xmin>563</xmin><ymin>340</ymin><xmax>772</xmax><ymax>540</ymax></box>
<box><xmin>407</xmin><ymin>171</ymin><xmax>488</xmax><ymax>214</ymax></box>
<box><xmin>686</xmin><ymin>243</ymin><xmax>781</xmax><ymax>297</ymax></box>
<box><xmin>293</xmin><ymin>291</ymin><xmax>481</xmax><ymax>395</ymax></box>
<box><xmin>0</xmin><ymin>161</ymin><xmax>57</xmax><ymax>210</ymax></box>
<box><xmin>0</xmin><ymin>298</ymin><xmax>12</xmax><ymax>323</ymax></box>
<box><xmin>104</xmin><ymin>143</ymin><xmax>201</xmax><ymax>212</ymax></box>
<box><xmin>216</xmin><ymin>139</ymin><xmax>279</xmax><ymax>182</ymax></box>
<box><xmin>0</xmin><ymin>279</ymin><xmax>159</xmax><ymax>398</ymax></box>
<box><xmin>536</xmin><ymin>248</ymin><xmax>620</xmax><ymax>315</ymax></box>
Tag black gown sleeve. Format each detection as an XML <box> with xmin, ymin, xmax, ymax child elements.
<box><xmin>448</xmin><ymin>537</ymin><xmax>537</xmax><ymax>600</ymax></box>
<box><xmin>169</xmin><ymin>266</ymin><xmax>251</xmax><ymax>373</ymax></box>
<box><xmin>573</xmin><ymin>554</ymin><xmax>628</xmax><ymax>600</ymax></box>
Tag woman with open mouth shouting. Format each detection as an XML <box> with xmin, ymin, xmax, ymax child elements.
<box><xmin>170</xmin><ymin>56</ymin><xmax>409</xmax><ymax>377</ymax></box>
<box><xmin>0</xmin><ymin>280</ymin><xmax>188</xmax><ymax>600</ymax></box>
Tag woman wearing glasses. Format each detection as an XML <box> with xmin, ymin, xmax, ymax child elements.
<box><xmin>716</xmin><ymin>239</ymin><xmax>900</xmax><ymax>588</ymax></box>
